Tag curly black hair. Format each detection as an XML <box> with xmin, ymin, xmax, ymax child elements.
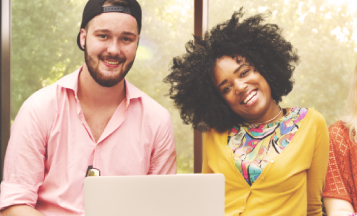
<box><xmin>164</xmin><ymin>8</ymin><xmax>299</xmax><ymax>132</ymax></box>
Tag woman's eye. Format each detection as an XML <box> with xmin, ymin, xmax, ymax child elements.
<box><xmin>240</xmin><ymin>69</ymin><xmax>249</xmax><ymax>77</ymax></box>
<box><xmin>99</xmin><ymin>35</ymin><xmax>107</xmax><ymax>39</ymax></box>
<box><xmin>222</xmin><ymin>86</ymin><xmax>231</xmax><ymax>94</ymax></box>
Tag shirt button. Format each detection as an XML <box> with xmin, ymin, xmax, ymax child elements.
<box><xmin>261</xmin><ymin>177</ymin><xmax>265</xmax><ymax>181</ymax></box>
<box><xmin>242</xmin><ymin>206</ymin><xmax>245</xmax><ymax>210</ymax></box>
<box><xmin>271</xmin><ymin>160</ymin><xmax>274</xmax><ymax>163</ymax></box>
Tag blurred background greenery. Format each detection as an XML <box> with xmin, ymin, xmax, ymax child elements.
<box><xmin>11</xmin><ymin>0</ymin><xmax>357</xmax><ymax>173</ymax></box>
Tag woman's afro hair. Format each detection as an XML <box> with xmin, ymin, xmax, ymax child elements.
<box><xmin>164</xmin><ymin>8</ymin><xmax>299</xmax><ymax>132</ymax></box>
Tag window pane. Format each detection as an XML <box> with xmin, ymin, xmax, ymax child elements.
<box><xmin>11</xmin><ymin>0</ymin><xmax>193</xmax><ymax>173</ymax></box>
<box><xmin>127</xmin><ymin>1</ymin><xmax>194</xmax><ymax>173</ymax></box>
<box><xmin>209</xmin><ymin>0</ymin><xmax>357</xmax><ymax>127</ymax></box>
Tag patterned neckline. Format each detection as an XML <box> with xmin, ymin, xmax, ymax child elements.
<box><xmin>227</xmin><ymin>107</ymin><xmax>308</xmax><ymax>185</ymax></box>
<box><xmin>241</xmin><ymin>107</ymin><xmax>296</xmax><ymax>129</ymax></box>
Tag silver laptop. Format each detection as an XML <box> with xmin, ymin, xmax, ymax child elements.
<box><xmin>84</xmin><ymin>174</ymin><xmax>225</xmax><ymax>216</ymax></box>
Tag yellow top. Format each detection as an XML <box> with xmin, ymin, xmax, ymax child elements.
<box><xmin>202</xmin><ymin>109</ymin><xmax>329</xmax><ymax>216</ymax></box>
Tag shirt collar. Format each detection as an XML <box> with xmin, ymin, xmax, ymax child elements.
<box><xmin>124</xmin><ymin>79</ymin><xmax>144</xmax><ymax>100</ymax></box>
<box><xmin>56</xmin><ymin>66</ymin><xmax>144</xmax><ymax>100</ymax></box>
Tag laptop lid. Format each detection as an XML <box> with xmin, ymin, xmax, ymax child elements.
<box><xmin>84</xmin><ymin>174</ymin><xmax>225</xmax><ymax>216</ymax></box>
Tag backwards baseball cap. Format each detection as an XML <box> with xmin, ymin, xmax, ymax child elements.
<box><xmin>77</xmin><ymin>0</ymin><xmax>142</xmax><ymax>51</ymax></box>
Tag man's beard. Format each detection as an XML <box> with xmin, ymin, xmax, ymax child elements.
<box><xmin>84</xmin><ymin>44</ymin><xmax>133</xmax><ymax>87</ymax></box>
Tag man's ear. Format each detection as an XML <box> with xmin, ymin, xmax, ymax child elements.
<box><xmin>80</xmin><ymin>28</ymin><xmax>87</xmax><ymax>49</ymax></box>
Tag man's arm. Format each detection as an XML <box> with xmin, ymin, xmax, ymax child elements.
<box><xmin>148</xmin><ymin>109</ymin><xmax>176</xmax><ymax>174</ymax></box>
<box><xmin>1</xmin><ymin>205</ymin><xmax>45</xmax><ymax>216</ymax></box>
<box><xmin>0</xmin><ymin>93</ymin><xmax>49</xmax><ymax>211</ymax></box>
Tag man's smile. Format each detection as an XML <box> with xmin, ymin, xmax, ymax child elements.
<box><xmin>103</xmin><ymin>59</ymin><xmax>120</xmax><ymax>65</ymax></box>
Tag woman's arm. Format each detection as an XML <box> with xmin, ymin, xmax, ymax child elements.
<box><xmin>202</xmin><ymin>132</ymin><xmax>214</xmax><ymax>173</ymax></box>
<box><xmin>323</xmin><ymin>122</ymin><xmax>356</xmax><ymax>215</ymax></box>
<box><xmin>306</xmin><ymin>112</ymin><xmax>330</xmax><ymax>215</ymax></box>
<box><xmin>323</xmin><ymin>198</ymin><xmax>355</xmax><ymax>216</ymax></box>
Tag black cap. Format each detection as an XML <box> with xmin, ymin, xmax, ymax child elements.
<box><xmin>77</xmin><ymin>0</ymin><xmax>142</xmax><ymax>51</ymax></box>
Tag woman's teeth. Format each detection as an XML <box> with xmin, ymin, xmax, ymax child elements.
<box><xmin>243</xmin><ymin>91</ymin><xmax>256</xmax><ymax>104</ymax></box>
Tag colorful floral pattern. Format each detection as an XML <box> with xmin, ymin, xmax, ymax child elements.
<box><xmin>227</xmin><ymin>107</ymin><xmax>307</xmax><ymax>185</ymax></box>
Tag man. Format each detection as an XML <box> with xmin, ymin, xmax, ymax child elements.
<box><xmin>0</xmin><ymin>0</ymin><xmax>176</xmax><ymax>215</ymax></box>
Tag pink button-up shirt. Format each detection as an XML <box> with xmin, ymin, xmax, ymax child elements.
<box><xmin>0</xmin><ymin>67</ymin><xmax>176</xmax><ymax>215</ymax></box>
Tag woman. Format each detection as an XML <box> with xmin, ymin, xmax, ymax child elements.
<box><xmin>165</xmin><ymin>8</ymin><xmax>329</xmax><ymax>216</ymax></box>
<box><xmin>323</xmin><ymin>64</ymin><xmax>357</xmax><ymax>215</ymax></box>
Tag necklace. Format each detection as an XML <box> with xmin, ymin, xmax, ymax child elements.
<box><xmin>252</xmin><ymin>107</ymin><xmax>282</xmax><ymax>125</ymax></box>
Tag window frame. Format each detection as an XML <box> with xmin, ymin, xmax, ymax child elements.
<box><xmin>193</xmin><ymin>0</ymin><xmax>208</xmax><ymax>173</ymax></box>
<box><xmin>1</xmin><ymin>0</ymin><xmax>11</xmax><ymax>181</ymax></box>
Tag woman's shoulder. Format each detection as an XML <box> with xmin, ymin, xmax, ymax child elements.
<box><xmin>291</xmin><ymin>107</ymin><xmax>326</xmax><ymax>129</ymax></box>
<box><xmin>329</xmin><ymin>120</ymin><xmax>347</xmax><ymax>132</ymax></box>
<box><xmin>304</xmin><ymin>108</ymin><xmax>326</xmax><ymax>122</ymax></box>
<box><xmin>328</xmin><ymin>120</ymin><xmax>350</xmax><ymax>143</ymax></box>
<box><xmin>204</xmin><ymin>127</ymin><xmax>227</xmax><ymax>137</ymax></box>
<box><xmin>203</xmin><ymin>128</ymin><xmax>229</xmax><ymax>144</ymax></box>
<box><xmin>286</xmin><ymin>107</ymin><xmax>324</xmax><ymax>122</ymax></box>
<box><xmin>327</xmin><ymin>121</ymin><xmax>357</xmax><ymax>158</ymax></box>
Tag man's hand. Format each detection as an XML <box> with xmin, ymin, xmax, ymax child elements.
<box><xmin>1</xmin><ymin>205</ymin><xmax>45</xmax><ymax>216</ymax></box>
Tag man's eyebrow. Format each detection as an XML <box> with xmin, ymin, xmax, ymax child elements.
<box><xmin>122</xmin><ymin>31</ymin><xmax>137</xmax><ymax>36</ymax></box>
<box><xmin>93</xmin><ymin>29</ymin><xmax>137</xmax><ymax>37</ymax></box>
<box><xmin>93</xmin><ymin>29</ymin><xmax>110</xmax><ymax>33</ymax></box>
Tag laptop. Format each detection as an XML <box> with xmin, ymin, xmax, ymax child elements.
<box><xmin>84</xmin><ymin>174</ymin><xmax>225</xmax><ymax>216</ymax></box>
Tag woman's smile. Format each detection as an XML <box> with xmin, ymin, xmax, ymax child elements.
<box><xmin>242</xmin><ymin>90</ymin><xmax>257</xmax><ymax>105</ymax></box>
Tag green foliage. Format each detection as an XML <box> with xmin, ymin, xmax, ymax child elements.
<box><xmin>11</xmin><ymin>0</ymin><xmax>86</xmax><ymax>118</ymax></box>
